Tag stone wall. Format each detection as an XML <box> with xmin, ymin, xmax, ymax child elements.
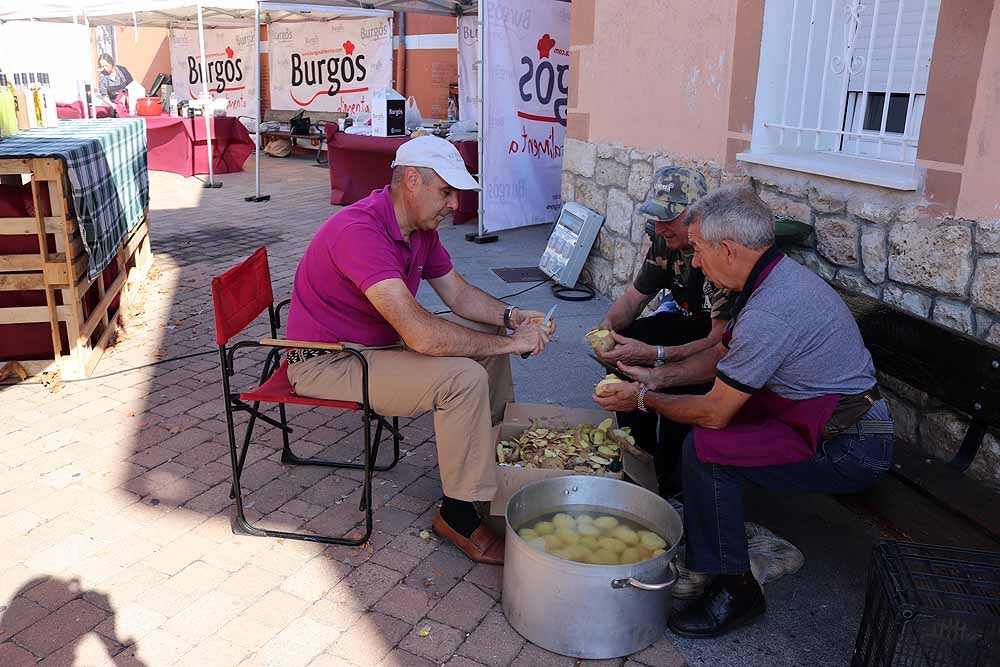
<box><xmin>563</xmin><ymin>137</ymin><xmax>1000</xmax><ymax>488</ymax></box>
<box><xmin>562</xmin><ymin>138</ymin><xmax>741</xmax><ymax>301</ymax></box>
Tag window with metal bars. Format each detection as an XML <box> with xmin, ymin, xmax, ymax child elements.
<box><xmin>742</xmin><ymin>0</ymin><xmax>942</xmax><ymax>188</ymax></box>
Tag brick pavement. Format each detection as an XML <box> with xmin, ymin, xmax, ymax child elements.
<box><xmin>0</xmin><ymin>159</ymin><xmax>685</xmax><ymax>666</ymax></box>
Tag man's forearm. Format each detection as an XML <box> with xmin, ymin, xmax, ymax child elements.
<box><xmin>643</xmin><ymin>392</ymin><xmax>721</xmax><ymax>429</ymax></box>
<box><xmin>602</xmin><ymin>288</ymin><xmax>653</xmax><ymax>331</ymax></box>
<box><xmin>652</xmin><ymin>343</ymin><xmax>725</xmax><ymax>388</ymax></box>
<box><xmin>449</xmin><ymin>282</ymin><xmax>507</xmax><ymax>328</ymax></box>
<box><xmin>664</xmin><ymin>320</ymin><xmax>727</xmax><ymax>362</ymax></box>
<box><xmin>418</xmin><ymin>316</ymin><xmax>514</xmax><ymax>357</ymax></box>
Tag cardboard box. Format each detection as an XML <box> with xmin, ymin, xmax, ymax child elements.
<box><xmin>489</xmin><ymin>402</ymin><xmax>622</xmax><ymax>517</ymax></box>
<box><xmin>372</xmin><ymin>98</ymin><xmax>405</xmax><ymax>137</ymax></box>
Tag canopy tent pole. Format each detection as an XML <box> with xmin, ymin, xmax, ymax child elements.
<box><xmin>84</xmin><ymin>9</ymin><xmax>97</xmax><ymax>119</ymax></box>
<box><xmin>72</xmin><ymin>12</ymin><xmax>89</xmax><ymax>118</ymax></box>
<box><xmin>197</xmin><ymin>2</ymin><xmax>222</xmax><ymax>188</ymax></box>
<box><xmin>465</xmin><ymin>2</ymin><xmax>497</xmax><ymax>244</ymax></box>
<box><xmin>245</xmin><ymin>1</ymin><xmax>269</xmax><ymax>202</ymax></box>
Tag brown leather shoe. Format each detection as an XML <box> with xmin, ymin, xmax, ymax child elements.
<box><xmin>432</xmin><ymin>510</ymin><xmax>505</xmax><ymax>565</ymax></box>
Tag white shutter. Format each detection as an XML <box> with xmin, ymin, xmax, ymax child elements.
<box><xmin>848</xmin><ymin>0</ymin><xmax>940</xmax><ymax>94</ymax></box>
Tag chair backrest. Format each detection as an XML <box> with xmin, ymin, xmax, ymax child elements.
<box><xmin>211</xmin><ymin>246</ymin><xmax>274</xmax><ymax>346</ymax></box>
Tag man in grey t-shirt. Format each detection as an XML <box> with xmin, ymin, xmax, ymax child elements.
<box><xmin>595</xmin><ymin>186</ymin><xmax>893</xmax><ymax>639</ymax></box>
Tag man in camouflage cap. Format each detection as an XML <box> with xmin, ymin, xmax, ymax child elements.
<box><xmin>595</xmin><ymin>166</ymin><xmax>733</xmax><ymax>496</ymax></box>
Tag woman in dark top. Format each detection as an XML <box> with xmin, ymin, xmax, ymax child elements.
<box><xmin>97</xmin><ymin>53</ymin><xmax>133</xmax><ymax>102</ymax></box>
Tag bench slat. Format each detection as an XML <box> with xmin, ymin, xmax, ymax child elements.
<box><xmin>838</xmin><ymin>288</ymin><xmax>1000</xmax><ymax>430</ymax></box>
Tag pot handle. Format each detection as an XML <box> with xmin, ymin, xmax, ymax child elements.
<box><xmin>611</xmin><ymin>562</ymin><xmax>678</xmax><ymax>591</ymax></box>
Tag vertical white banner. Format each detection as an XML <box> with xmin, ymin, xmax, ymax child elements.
<box><xmin>482</xmin><ymin>0</ymin><xmax>571</xmax><ymax>233</ymax></box>
<box><xmin>169</xmin><ymin>27</ymin><xmax>258</xmax><ymax>115</ymax></box>
<box><xmin>267</xmin><ymin>18</ymin><xmax>392</xmax><ymax>114</ymax></box>
<box><xmin>457</xmin><ymin>15</ymin><xmax>479</xmax><ymax>123</ymax></box>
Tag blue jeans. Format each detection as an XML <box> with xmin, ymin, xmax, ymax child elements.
<box><xmin>682</xmin><ymin>400</ymin><xmax>893</xmax><ymax>574</ymax></box>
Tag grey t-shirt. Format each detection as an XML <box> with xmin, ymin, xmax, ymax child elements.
<box><xmin>717</xmin><ymin>256</ymin><xmax>876</xmax><ymax>400</ymax></box>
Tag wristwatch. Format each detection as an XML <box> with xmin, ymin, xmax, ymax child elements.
<box><xmin>503</xmin><ymin>305</ymin><xmax>516</xmax><ymax>330</ymax></box>
<box><xmin>654</xmin><ymin>345</ymin><xmax>666</xmax><ymax>367</ymax></box>
<box><xmin>637</xmin><ymin>384</ymin><xmax>651</xmax><ymax>413</ymax></box>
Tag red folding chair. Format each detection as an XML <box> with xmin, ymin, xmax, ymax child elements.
<box><xmin>211</xmin><ymin>247</ymin><xmax>402</xmax><ymax>545</ymax></box>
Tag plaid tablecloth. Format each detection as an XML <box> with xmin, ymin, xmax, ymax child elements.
<box><xmin>0</xmin><ymin>119</ymin><xmax>149</xmax><ymax>280</ymax></box>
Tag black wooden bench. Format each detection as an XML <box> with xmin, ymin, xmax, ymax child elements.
<box><xmin>835</xmin><ymin>288</ymin><xmax>1000</xmax><ymax>542</ymax></box>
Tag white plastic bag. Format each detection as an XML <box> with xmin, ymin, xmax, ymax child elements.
<box><xmin>405</xmin><ymin>95</ymin><xmax>423</xmax><ymax>131</ymax></box>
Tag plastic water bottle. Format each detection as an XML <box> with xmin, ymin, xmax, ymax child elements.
<box><xmin>447</xmin><ymin>97</ymin><xmax>456</xmax><ymax>121</ymax></box>
<box><xmin>169</xmin><ymin>92</ymin><xmax>178</xmax><ymax>116</ymax></box>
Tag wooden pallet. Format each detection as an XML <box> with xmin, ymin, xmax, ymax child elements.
<box><xmin>0</xmin><ymin>157</ymin><xmax>153</xmax><ymax>380</ymax></box>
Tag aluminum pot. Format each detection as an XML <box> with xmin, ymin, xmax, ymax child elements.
<box><xmin>502</xmin><ymin>475</ymin><xmax>683</xmax><ymax>659</ymax></box>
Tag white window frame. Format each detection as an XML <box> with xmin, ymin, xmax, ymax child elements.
<box><xmin>739</xmin><ymin>0</ymin><xmax>940</xmax><ymax>191</ymax></box>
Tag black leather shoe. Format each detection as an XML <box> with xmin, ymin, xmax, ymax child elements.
<box><xmin>668</xmin><ymin>574</ymin><xmax>766</xmax><ymax>638</ymax></box>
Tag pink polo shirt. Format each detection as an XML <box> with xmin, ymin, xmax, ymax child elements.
<box><xmin>286</xmin><ymin>186</ymin><xmax>453</xmax><ymax>347</ymax></box>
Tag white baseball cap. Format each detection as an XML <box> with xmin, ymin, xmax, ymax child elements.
<box><xmin>391</xmin><ymin>135</ymin><xmax>480</xmax><ymax>191</ymax></box>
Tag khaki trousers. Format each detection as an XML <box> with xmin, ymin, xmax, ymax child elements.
<box><xmin>285</xmin><ymin>317</ymin><xmax>513</xmax><ymax>502</ymax></box>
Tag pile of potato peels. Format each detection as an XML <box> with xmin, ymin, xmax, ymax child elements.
<box><xmin>496</xmin><ymin>418</ymin><xmax>635</xmax><ymax>473</ymax></box>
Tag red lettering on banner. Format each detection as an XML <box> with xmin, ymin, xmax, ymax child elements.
<box><xmin>337</xmin><ymin>95</ymin><xmax>370</xmax><ymax>115</ymax></box>
<box><xmin>507</xmin><ymin>124</ymin><xmax>562</xmax><ymax>160</ymax></box>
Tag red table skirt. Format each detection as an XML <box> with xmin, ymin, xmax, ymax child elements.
<box><xmin>144</xmin><ymin>116</ymin><xmax>254</xmax><ymax>177</ymax></box>
<box><xmin>0</xmin><ymin>182</ymin><xmax>117</xmax><ymax>360</ymax></box>
<box><xmin>324</xmin><ymin>128</ymin><xmax>478</xmax><ymax>225</ymax></box>
<box><xmin>56</xmin><ymin>102</ymin><xmax>113</xmax><ymax>119</ymax></box>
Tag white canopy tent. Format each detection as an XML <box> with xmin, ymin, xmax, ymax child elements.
<box><xmin>0</xmin><ymin>1</ymin><xmax>398</xmax><ymax>200</ymax></box>
<box><xmin>1</xmin><ymin>0</ymin><xmax>487</xmax><ymax>229</ymax></box>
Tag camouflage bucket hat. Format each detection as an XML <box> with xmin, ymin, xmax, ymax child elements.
<box><xmin>638</xmin><ymin>167</ymin><xmax>709</xmax><ymax>221</ymax></box>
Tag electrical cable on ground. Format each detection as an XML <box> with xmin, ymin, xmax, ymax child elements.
<box><xmin>5</xmin><ymin>275</ymin><xmax>597</xmax><ymax>387</ymax></box>
<box><xmin>1</xmin><ymin>349</ymin><xmax>217</xmax><ymax>387</ymax></box>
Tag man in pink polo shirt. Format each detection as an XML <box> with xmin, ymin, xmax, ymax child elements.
<box><xmin>285</xmin><ymin>136</ymin><xmax>553</xmax><ymax>564</ymax></box>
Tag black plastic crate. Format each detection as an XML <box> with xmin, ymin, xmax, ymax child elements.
<box><xmin>852</xmin><ymin>541</ymin><xmax>1000</xmax><ymax>667</ymax></box>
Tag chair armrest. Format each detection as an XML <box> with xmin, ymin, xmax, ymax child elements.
<box><xmin>260</xmin><ymin>338</ymin><xmax>345</xmax><ymax>351</ymax></box>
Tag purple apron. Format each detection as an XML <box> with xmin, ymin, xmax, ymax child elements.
<box><xmin>694</xmin><ymin>251</ymin><xmax>839</xmax><ymax>467</ymax></box>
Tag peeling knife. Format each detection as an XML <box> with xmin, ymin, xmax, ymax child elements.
<box><xmin>521</xmin><ymin>304</ymin><xmax>557</xmax><ymax>359</ymax></box>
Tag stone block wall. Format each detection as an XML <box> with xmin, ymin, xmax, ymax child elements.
<box><xmin>562</xmin><ymin>137</ymin><xmax>1000</xmax><ymax>487</ymax></box>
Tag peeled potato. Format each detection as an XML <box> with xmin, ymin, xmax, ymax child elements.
<box><xmin>594</xmin><ymin>516</ymin><xmax>619</xmax><ymax>531</ymax></box>
<box><xmin>619</xmin><ymin>547</ymin><xmax>642</xmax><ymax>564</ymax></box>
<box><xmin>639</xmin><ymin>532</ymin><xmax>667</xmax><ymax>550</ymax></box>
<box><xmin>518</xmin><ymin>528</ymin><xmax>539</xmax><ymax>541</ymax></box>
<box><xmin>550</xmin><ymin>548</ymin><xmax>571</xmax><ymax>560</ymax></box>
<box><xmin>597</xmin><ymin>537</ymin><xmax>627</xmax><ymax>554</ymax></box>
<box><xmin>579</xmin><ymin>535</ymin><xmax>600</xmax><ymax>550</ymax></box>
<box><xmin>652</xmin><ymin>548</ymin><xmax>666</xmax><ymax>557</ymax></box>
<box><xmin>595</xmin><ymin>374</ymin><xmax>624</xmax><ymax>397</ymax></box>
<box><xmin>585</xmin><ymin>328</ymin><xmax>616</xmax><ymax>354</ymax></box>
<box><xmin>575</xmin><ymin>514</ymin><xmax>594</xmax><ymax>524</ymax></box>
<box><xmin>592</xmin><ymin>548</ymin><xmax>621</xmax><ymax>565</ymax></box>
<box><xmin>534</xmin><ymin>521</ymin><xmax>555</xmax><ymax>536</ymax></box>
<box><xmin>637</xmin><ymin>546</ymin><xmax>655</xmax><ymax>560</ymax></box>
<box><xmin>567</xmin><ymin>545</ymin><xmax>592</xmax><ymax>563</ymax></box>
<box><xmin>552</xmin><ymin>513</ymin><xmax>576</xmax><ymax>530</ymax></box>
<box><xmin>527</xmin><ymin>537</ymin><xmax>547</xmax><ymax>551</ymax></box>
<box><xmin>611</xmin><ymin>526</ymin><xmax>640</xmax><ymax>546</ymax></box>
<box><xmin>556</xmin><ymin>528</ymin><xmax>581</xmax><ymax>546</ymax></box>
<box><xmin>577</xmin><ymin>523</ymin><xmax>601</xmax><ymax>537</ymax></box>
<box><xmin>543</xmin><ymin>534</ymin><xmax>563</xmax><ymax>552</ymax></box>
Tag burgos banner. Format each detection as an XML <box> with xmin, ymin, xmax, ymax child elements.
<box><xmin>169</xmin><ymin>27</ymin><xmax>257</xmax><ymax>113</ymax></box>
<box><xmin>482</xmin><ymin>0</ymin><xmax>570</xmax><ymax>233</ymax></box>
<box><xmin>268</xmin><ymin>18</ymin><xmax>392</xmax><ymax>113</ymax></box>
